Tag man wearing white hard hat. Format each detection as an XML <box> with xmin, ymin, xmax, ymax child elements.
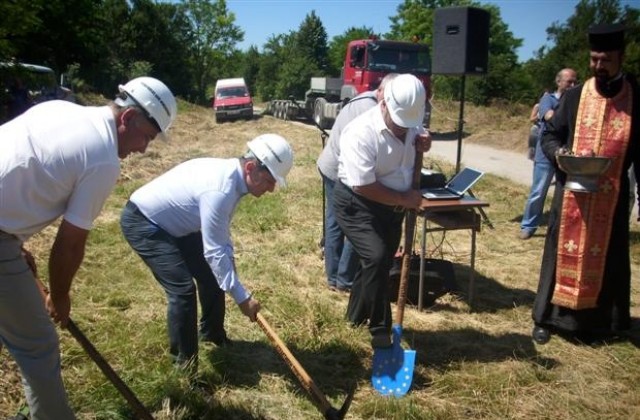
<box><xmin>0</xmin><ymin>76</ymin><xmax>177</xmax><ymax>418</ymax></box>
<box><xmin>120</xmin><ymin>134</ymin><xmax>293</xmax><ymax>374</ymax></box>
<box><xmin>334</xmin><ymin>73</ymin><xmax>431</xmax><ymax>349</ymax></box>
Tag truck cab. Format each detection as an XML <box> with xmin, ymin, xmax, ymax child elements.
<box><xmin>212</xmin><ymin>78</ymin><xmax>253</xmax><ymax>123</ymax></box>
<box><xmin>342</xmin><ymin>38</ymin><xmax>432</xmax><ymax>124</ymax></box>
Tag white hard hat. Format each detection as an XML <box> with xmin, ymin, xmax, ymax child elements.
<box><xmin>115</xmin><ymin>77</ymin><xmax>177</xmax><ymax>140</ymax></box>
<box><xmin>383</xmin><ymin>74</ymin><xmax>426</xmax><ymax>128</ymax></box>
<box><xmin>247</xmin><ymin>134</ymin><xmax>294</xmax><ymax>187</ymax></box>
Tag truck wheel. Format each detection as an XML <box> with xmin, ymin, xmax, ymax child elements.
<box><xmin>283</xmin><ymin>103</ymin><xmax>290</xmax><ymax>121</ymax></box>
<box><xmin>314</xmin><ymin>98</ymin><xmax>327</xmax><ymax>129</ymax></box>
<box><xmin>275</xmin><ymin>102</ymin><xmax>283</xmax><ymax>119</ymax></box>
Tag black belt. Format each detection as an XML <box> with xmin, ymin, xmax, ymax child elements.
<box><xmin>337</xmin><ymin>181</ymin><xmax>407</xmax><ymax>213</ymax></box>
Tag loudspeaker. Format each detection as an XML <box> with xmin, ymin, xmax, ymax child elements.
<box><xmin>432</xmin><ymin>6</ymin><xmax>490</xmax><ymax>75</ymax></box>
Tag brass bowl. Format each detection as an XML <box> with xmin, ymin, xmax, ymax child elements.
<box><xmin>556</xmin><ymin>154</ymin><xmax>613</xmax><ymax>192</ymax></box>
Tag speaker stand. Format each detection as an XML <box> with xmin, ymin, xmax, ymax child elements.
<box><xmin>455</xmin><ymin>74</ymin><xmax>494</xmax><ymax>229</ymax></box>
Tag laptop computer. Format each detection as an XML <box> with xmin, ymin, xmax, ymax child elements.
<box><xmin>422</xmin><ymin>167</ymin><xmax>484</xmax><ymax>200</ymax></box>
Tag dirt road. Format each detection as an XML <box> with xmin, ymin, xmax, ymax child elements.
<box><xmin>428</xmin><ymin>138</ymin><xmax>533</xmax><ymax>186</ymax></box>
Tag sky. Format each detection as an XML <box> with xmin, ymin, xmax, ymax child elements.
<box><xmin>225</xmin><ymin>0</ymin><xmax>638</xmax><ymax>63</ymax></box>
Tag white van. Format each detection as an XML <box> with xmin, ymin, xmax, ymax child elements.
<box><xmin>212</xmin><ymin>78</ymin><xmax>253</xmax><ymax>122</ymax></box>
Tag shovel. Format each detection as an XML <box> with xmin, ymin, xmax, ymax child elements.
<box><xmin>371</xmin><ymin>150</ymin><xmax>423</xmax><ymax>397</ymax></box>
<box><xmin>256</xmin><ymin>313</ymin><xmax>354</xmax><ymax>420</ymax></box>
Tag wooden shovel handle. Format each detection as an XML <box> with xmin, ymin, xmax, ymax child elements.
<box><xmin>395</xmin><ymin>151</ymin><xmax>424</xmax><ymax>326</ymax></box>
<box><xmin>256</xmin><ymin>313</ymin><xmax>332</xmax><ymax>414</ymax></box>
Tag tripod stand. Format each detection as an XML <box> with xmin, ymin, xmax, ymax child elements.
<box><xmin>455</xmin><ymin>75</ymin><xmax>494</xmax><ymax>229</ymax></box>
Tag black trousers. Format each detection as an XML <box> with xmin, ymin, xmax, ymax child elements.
<box><xmin>333</xmin><ymin>181</ymin><xmax>405</xmax><ymax>337</ymax></box>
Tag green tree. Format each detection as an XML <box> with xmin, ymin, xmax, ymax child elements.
<box><xmin>241</xmin><ymin>45</ymin><xmax>261</xmax><ymax>97</ymax></box>
<box><xmin>527</xmin><ymin>0</ymin><xmax>640</xmax><ymax>93</ymax></box>
<box><xmin>181</xmin><ymin>0</ymin><xmax>244</xmax><ymax>104</ymax></box>
<box><xmin>256</xmin><ymin>34</ymin><xmax>288</xmax><ymax>101</ymax></box>
<box><xmin>0</xmin><ymin>2</ymin><xmax>42</xmax><ymax>61</ymax></box>
<box><xmin>296</xmin><ymin>10</ymin><xmax>329</xmax><ymax>73</ymax></box>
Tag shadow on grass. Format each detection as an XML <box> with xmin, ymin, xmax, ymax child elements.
<box><xmin>510</xmin><ymin>209</ymin><xmax>551</xmax><ymax>227</ymax></box>
<box><xmin>207</xmin><ymin>340</ymin><xmax>359</xmax><ymax>407</ymax></box>
<box><xmin>143</xmin><ymin>340</ymin><xmax>360</xmax><ymax>419</ymax></box>
<box><xmin>402</xmin><ymin>327</ymin><xmax>560</xmax><ymax>393</ymax></box>
<box><xmin>411</xmin><ymin>261</ymin><xmax>537</xmax><ymax>313</ymax></box>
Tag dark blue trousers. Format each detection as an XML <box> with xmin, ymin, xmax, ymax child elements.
<box><xmin>120</xmin><ymin>201</ymin><xmax>226</xmax><ymax>367</ymax></box>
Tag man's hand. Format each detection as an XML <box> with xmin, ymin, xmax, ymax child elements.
<box><xmin>45</xmin><ymin>292</ymin><xmax>71</xmax><ymax>327</ymax></box>
<box><xmin>400</xmin><ymin>189</ymin><xmax>424</xmax><ymax>210</ymax></box>
<box><xmin>238</xmin><ymin>296</ymin><xmax>261</xmax><ymax>322</ymax></box>
<box><xmin>415</xmin><ymin>132</ymin><xmax>432</xmax><ymax>153</ymax></box>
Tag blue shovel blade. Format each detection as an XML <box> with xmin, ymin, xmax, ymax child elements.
<box><xmin>371</xmin><ymin>325</ymin><xmax>416</xmax><ymax>397</ymax></box>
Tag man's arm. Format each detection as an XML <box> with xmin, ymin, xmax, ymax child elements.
<box><xmin>354</xmin><ymin>181</ymin><xmax>422</xmax><ymax>210</ymax></box>
<box><xmin>541</xmin><ymin>91</ymin><xmax>576</xmax><ymax>162</ymax></box>
<box><xmin>47</xmin><ymin>219</ymin><xmax>89</xmax><ymax>327</ymax></box>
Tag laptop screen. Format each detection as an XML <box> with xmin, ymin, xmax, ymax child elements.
<box><xmin>447</xmin><ymin>168</ymin><xmax>484</xmax><ymax>195</ymax></box>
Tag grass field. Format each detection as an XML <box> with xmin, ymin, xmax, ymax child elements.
<box><xmin>1</xmin><ymin>99</ymin><xmax>639</xmax><ymax>419</ymax></box>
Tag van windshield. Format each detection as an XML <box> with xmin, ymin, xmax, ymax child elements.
<box><xmin>217</xmin><ymin>87</ymin><xmax>248</xmax><ymax>99</ymax></box>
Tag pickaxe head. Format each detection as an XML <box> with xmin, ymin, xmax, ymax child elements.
<box><xmin>323</xmin><ymin>385</ymin><xmax>355</xmax><ymax>420</ymax></box>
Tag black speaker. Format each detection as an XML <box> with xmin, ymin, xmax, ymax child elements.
<box><xmin>432</xmin><ymin>6</ymin><xmax>490</xmax><ymax>75</ymax></box>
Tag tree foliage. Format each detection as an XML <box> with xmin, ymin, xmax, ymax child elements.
<box><xmin>1</xmin><ymin>0</ymin><xmax>638</xmax><ymax>108</ymax></box>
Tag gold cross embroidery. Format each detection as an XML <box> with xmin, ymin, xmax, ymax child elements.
<box><xmin>590</xmin><ymin>243</ymin><xmax>602</xmax><ymax>256</ymax></box>
<box><xmin>611</xmin><ymin>117</ymin><xmax>624</xmax><ymax>131</ymax></box>
<box><xmin>583</xmin><ymin>113</ymin><xmax>597</xmax><ymax>128</ymax></box>
<box><xmin>564</xmin><ymin>239</ymin><xmax>578</xmax><ymax>253</ymax></box>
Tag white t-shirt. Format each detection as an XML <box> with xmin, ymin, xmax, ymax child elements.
<box><xmin>0</xmin><ymin>100</ymin><xmax>120</xmax><ymax>240</ymax></box>
<box><xmin>130</xmin><ymin>158</ymin><xmax>251</xmax><ymax>304</ymax></box>
<box><xmin>338</xmin><ymin>104</ymin><xmax>426</xmax><ymax>191</ymax></box>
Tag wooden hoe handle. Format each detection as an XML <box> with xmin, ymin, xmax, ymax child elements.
<box><xmin>256</xmin><ymin>313</ymin><xmax>352</xmax><ymax>420</ymax></box>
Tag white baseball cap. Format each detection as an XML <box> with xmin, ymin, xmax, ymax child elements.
<box><xmin>383</xmin><ymin>74</ymin><xmax>426</xmax><ymax>128</ymax></box>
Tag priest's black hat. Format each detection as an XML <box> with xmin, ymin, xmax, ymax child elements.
<box><xmin>588</xmin><ymin>23</ymin><xmax>625</xmax><ymax>52</ymax></box>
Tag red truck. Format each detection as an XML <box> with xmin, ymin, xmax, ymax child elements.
<box><xmin>267</xmin><ymin>37</ymin><xmax>432</xmax><ymax>129</ymax></box>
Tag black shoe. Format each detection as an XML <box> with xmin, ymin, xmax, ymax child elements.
<box><xmin>213</xmin><ymin>336</ymin><xmax>233</xmax><ymax>347</ymax></box>
<box><xmin>532</xmin><ymin>325</ymin><xmax>551</xmax><ymax>345</ymax></box>
<box><xmin>371</xmin><ymin>334</ymin><xmax>392</xmax><ymax>349</ymax></box>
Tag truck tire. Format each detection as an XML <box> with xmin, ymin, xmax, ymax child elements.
<box><xmin>283</xmin><ymin>103</ymin><xmax>290</xmax><ymax>121</ymax></box>
<box><xmin>314</xmin><ymin>98</ymin><xmax>328</xmax><ymax>129</ymax></box>
<box><xmin>276</xmin><ymin>102</ymin><xmax>284</xmax><ymax>120</ymax></box>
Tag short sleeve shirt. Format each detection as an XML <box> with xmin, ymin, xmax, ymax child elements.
<box><xmin>0</xmin><ymin>101</ymin><xmax>120</xmax><ymax>240</ymax></box>
<box><xmin>337</xmin><ymin>104</ymin><xmax>425</xmax><ymax>191</ymax></box>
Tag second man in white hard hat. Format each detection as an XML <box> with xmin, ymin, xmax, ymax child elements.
<box><xmin>333</xmin><ymin>74</ymin><xmax>431</xmax><ymax>349</ymax></box>
<box><xmin>119</xmin><ymin>134</ymin><xmax>294</xmax><ymax>375</ymax></box>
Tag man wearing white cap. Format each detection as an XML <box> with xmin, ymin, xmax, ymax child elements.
<box><xmin>0</xmin><ymin>76</ymin><xmax>177</xmax><ymax>418</ymax></box>
<box><xmin>333</xmin><ymin>74</ymin><xmax>431</xmax><ymax>348</ymax></box>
